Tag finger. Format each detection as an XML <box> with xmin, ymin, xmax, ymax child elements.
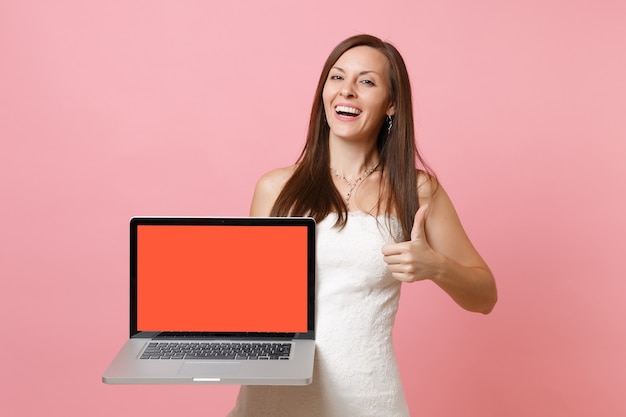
<box><xmin>381</xmin><ymin>240</ymin><xmax>413</xmax><ymax>257</ymax></box>
<box><xmin>391</xmin><ymin>273</ymin><xmax>412</xmax><ymax>282</ymax></box>
<box><xmin>382</xmin><ymin>252</ymin><xmax>404</xmax><ymax>265</ymax></box>
<box><xmin>381</xmin><ymin>242</ymin><xmax>404</xmax><ymax>256</ymax></box>
<box><xmin>410</xmin><ymin>204</ymin><xmax>429</xmax><ymax>241</ymax></box>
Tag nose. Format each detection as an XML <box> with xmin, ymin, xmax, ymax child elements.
<box><xmin>340</xmin><ymin>82</ymin><xmax>357</xmax><ymax>98</ymax></box>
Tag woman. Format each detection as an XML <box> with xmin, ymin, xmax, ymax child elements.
<box><xmin>228</xmin><ymin>34</ymin><xmax>497</xmax><ymax>417</ymax></box>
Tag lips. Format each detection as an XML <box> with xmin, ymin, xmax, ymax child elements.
<box><xmin>335</xmin><ymin>105</ymin><xmax>362</xmax><ymax>118</ymax></box>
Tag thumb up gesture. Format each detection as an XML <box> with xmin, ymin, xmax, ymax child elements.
<box><xmin>382</xmin><ymin>204</ymin><xmax>442</xmax><ymax>282</ymax></box>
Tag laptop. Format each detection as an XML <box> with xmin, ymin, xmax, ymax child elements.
<box><xmin>102</xmin><ymin>216</ymin><xmax>316</xmax><ymax>385</ymax></box>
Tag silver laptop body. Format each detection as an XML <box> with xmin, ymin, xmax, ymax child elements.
<box><xmin>103</xmin><ymin>216</ymin><xmax>316</xmax><ymax>385</ymax></box>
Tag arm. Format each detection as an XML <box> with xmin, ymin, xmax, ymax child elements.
<box><xmin>382</xmin><ymin>174</ymin><xmax>497</xmax><ymax>314</ymax></box>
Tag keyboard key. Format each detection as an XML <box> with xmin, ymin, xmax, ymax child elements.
<box><xmin>140</xmin><ymin>341</ymin><xmax>291</xmax><ymax>360</ymax></box>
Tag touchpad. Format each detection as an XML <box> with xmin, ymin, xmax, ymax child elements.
<box><xmin>178</xmin><ymin>361</ymin><xmax>241</xmax><ymax>377</ymax></box>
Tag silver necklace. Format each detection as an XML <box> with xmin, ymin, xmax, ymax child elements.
<box><xmin>330</xmin><ymin>162</ymin><xmax>380</xmax><ymax>207</ymax></box>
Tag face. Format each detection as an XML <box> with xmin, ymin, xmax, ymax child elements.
<box><xmin>322</xmin><ymin>45</ymin><xmax>395</xmax><ymax>143</ymax></box>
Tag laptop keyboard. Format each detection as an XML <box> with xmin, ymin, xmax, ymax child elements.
<box><xmin>140</xmin><ymin>341</ymin><xmax>292</xmax><ymax>360</ymax></box>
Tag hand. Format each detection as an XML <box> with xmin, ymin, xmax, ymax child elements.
<box><xmin>381</xmin><ymin>204</ymin><xmax>441</xmax><ymax>282</ymax></box>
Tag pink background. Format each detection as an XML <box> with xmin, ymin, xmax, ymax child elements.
<box><xmin>2</xmin><ymin>1</ymin><xmax>625</xmax><ymax>416</ymax></box>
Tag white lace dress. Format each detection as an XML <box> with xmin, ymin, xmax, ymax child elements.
<box><xmin>227</xmin><ymin>212</ymin><xmax>410</xmax><ymax>417</ymax></box>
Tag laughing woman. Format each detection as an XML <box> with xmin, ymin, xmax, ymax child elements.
<box><xmin>227</xmin><ymin>34</ymin><xmax>497</xmax><ymax>417</ymax></box>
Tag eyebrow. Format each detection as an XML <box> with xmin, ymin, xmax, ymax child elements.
<box><xmin>331</xmin><ymin>66</ymin><xmax>382</xmax><ymax>77</ymax></box>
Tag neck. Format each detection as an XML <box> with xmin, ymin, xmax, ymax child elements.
<box><xmin>328</xmin><ymin>138</ymin><xmax>379</xmax><ymax>181</ymax></box>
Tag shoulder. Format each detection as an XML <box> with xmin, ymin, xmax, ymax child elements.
<box><xmin>254</xmin><ymin>165</ymin><xmax>296</xmax><ymax>198</ymax></box>
<box><xmin>416</xmin><ymin>169</ymin><xmax>440</xmax><ymax>206</ymax></box>
<box><xmin>415</xmin><ymin>170</ymin><xmax>457</xmax><ymax>220</ymax></box>
<box><xmin>249</xmin><ymin>165</ymin><xmax>297</xmax><ymax>216</ymax></box>
<box><xmin>414</xmin><ymin>170</ymin><xmax>461</xmax><ymax>234</ymax></box>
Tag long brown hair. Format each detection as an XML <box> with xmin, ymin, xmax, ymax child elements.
<box><xmin>270</xmin><ymin>34</ymin><xmax>431</xmax><ymax>240</ymax></box>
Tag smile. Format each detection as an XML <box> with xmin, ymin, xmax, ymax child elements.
<box><xmin>335</xmin><ymin>105</ymin><xmax>362</xmax><ymax>118</ymax></box>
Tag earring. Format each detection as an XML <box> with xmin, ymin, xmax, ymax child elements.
<box><xmin>387</xmin><ymin>115</ymin><xmax>393</xmax><ymax>136</ymax></box>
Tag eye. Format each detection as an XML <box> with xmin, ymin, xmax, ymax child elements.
<box><xmin>329</xmin><ymin>74</ymin><xmax>343</xmax><ymax>81</ymax></box>
<box><xmin>360</xmin><ymin>79</ymin><xmax>376</xmax><ymax>86</ymax></box>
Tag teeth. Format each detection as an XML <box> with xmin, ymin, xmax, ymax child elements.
<box><xmin>335</xmin><ymin>105</ymin><xmax>361</xmax><ymax>116</ymax></box>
